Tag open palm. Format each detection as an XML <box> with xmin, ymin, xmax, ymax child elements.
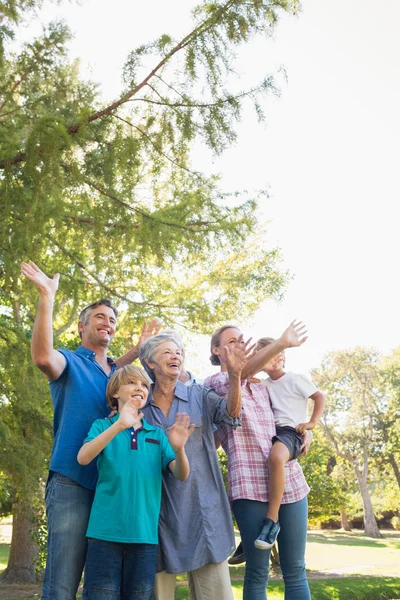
<box><xmin>21</xmin><ymin>261</ymin><xmax>59</xmax><ymax>297</ymax></box>
<box><xmin>225</xmin><ymin>336</ymin><xmax>255</xmax><ymax>377</ymax></box>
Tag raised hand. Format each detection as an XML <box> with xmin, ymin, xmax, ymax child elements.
<box><xmin>118</xmin><ymin>401</ymin><xmax>143</xmax><ymax>430</ymax></box>
<box><xmin>137</xmin><ymin>318</ymin><xmax>162</xmax><ymax>347</ymax></box>
<box><xmin>279</xmin><ymin>320</ymin><xmax>308</xmax><ymax>349</ymax></box>
<box><xmin>225</xmin><ymin>335</ymin><xmax>255</xmax><ymax>377</ymax></box>
<box><xmin>168</xmin><ymin>412</ymin><xmax>195</xmax><ymax>451</ymax></box>
<box><xmin>21</xmin><ymin>261</ymin><xmax>59</xmax><ymax>298</ymax></box>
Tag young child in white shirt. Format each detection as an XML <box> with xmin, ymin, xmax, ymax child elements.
<box><xmin>254</xmin><ymin>337</ymin><xmax>325</xmax><ymax>550</ymax></box>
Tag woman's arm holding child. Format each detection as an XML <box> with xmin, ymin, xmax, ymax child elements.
<box><xmin>77</xmin><ymin>402</ymin><xmax>142</xmax><ymax>465</ymax></box>
<box><xmin>167</xmin><ymin>413</ymin><xmax>195</xmax><ymax>481</ymax></box>
<box><xmin>296</xmin><ymin>391</ymin><xmax>326</xmax><ymax>435</ymax></box>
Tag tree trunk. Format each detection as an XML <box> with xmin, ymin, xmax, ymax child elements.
<box><xmin>355</xmin><ymin>470</ymin><xmax>382</xmax><ymax>539</ymax></box>
<box><xmin>388</xmin><ymin>454</ymin><xmax>400</xmax><ymax>490</ymax></box>
<box><xmin>0</xmin><ymin>497</ymin><xmax>38</xmax><ymax>583</ymax></box>
<box><xmin>339</xmin><ymin>506</ymin><xmax>352</xmax><ymax>531</ymax></box>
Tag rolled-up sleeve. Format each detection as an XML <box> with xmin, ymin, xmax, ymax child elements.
<box><xmin>203</xmin><ymin>374</ymin><xmax>244</xmax><ymax>428</ymax></box>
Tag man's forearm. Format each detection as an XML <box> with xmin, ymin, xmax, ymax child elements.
<box><xmin>31</xmin><ymin>294</ymin><xmax>55</xmax><ymax>366</ymax></box>
<box><xmin>115</xmin><ymin>346</ymin><xmax>139</xmax><ymax>369</ymax></box>
<box><xmin>226</xmin><ymin>373</ymin><xmax>242</xmax><ymax>418</ymax></box>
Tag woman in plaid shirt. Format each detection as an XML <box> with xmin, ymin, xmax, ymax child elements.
<box><xmin>204</xmin><ymin>321</ymin><xmax>311</xmax><ymax>600</ymax></box>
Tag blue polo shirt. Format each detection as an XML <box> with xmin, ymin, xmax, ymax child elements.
<box><xmin>49</xmin><ymin>346</ymin><xmax>116</xmax><ymax>490</ymax></box>
<box><xmin>85</xmin><ymin>416</ymin><xmax>175</xmax><ymax>544</ymax></box>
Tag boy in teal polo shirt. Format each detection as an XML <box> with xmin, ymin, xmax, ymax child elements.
<box><xmin>78</xmin><ymin>365</ymin><xmax>194</xmax><ymax>600</ymax></box>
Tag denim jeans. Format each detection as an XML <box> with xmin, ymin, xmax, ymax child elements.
<box><xmin>232</xmin><ymin>497</ymin><xmax>310</xmax><ymax>600</ymax></box>
<box><xmin>41</xmin><ymin>472</ymin><xmax>95</xmax><ymax>600</ymax></box>
<box><xmin>83</xmin><ymin>538</ymin><xmax>158</xmax><ymax>600</ymax></box>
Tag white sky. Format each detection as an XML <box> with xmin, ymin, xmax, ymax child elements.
<box><xmin>19</xmin><ymin>0</ymin><xmax>400</xmax><ymax>376</ymax></box>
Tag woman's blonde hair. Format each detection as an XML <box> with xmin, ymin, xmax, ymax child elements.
<box><xmin>106</xmin><ymin>365</ymin><xmax>152</xmax><ymax>410</ymax></box>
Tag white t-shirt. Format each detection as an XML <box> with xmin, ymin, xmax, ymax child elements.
<box><xmin>263</xmin><ymin>371</ymin><xmax>318</xmax><ymax>428</ymax></box>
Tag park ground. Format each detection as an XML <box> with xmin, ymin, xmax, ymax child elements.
<box><xmin>0</xmin><ymin>519</ymin><xmax>400</xmax><ymax>599</ymax></box>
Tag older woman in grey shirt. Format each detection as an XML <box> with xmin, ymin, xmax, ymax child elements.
<box><xmin>139</xmin><ymin>332</ymin><xmax>250</xmax><ymax>600</ymax></box>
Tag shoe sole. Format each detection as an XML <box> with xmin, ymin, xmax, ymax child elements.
<box><xmin>254</xmin><ymin>539</ymin><xmax>274</xmax><ymax>550</ymax></box>
<box><xmin>228</xmin><ymin>555</ymin><xmax>246</xmax><ymax>565</ymax></box>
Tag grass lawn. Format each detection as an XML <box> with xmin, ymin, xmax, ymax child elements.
<box><xmin>1</xmin><ymin>528</ymin><xmax>400</xmax><ymax>599</ymax></box>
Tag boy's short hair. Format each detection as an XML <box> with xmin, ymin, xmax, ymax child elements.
<box><xmin>256</xmin><ymin>336</ymin><xmax>275</xmax><ymax>352</ymax></box>
<box><xmin>106</xmin><ymin>365</ymin><xmax>152</xmax><ymax>410</ymax></box>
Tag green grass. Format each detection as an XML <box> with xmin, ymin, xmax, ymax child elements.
<box><xmin>0</xmin><ymin>543</ymin><xmax>9</xmax><ymax>572</ymax></box>
<box><xmin>176</xmin><ymin>578</ymin><xmax>400</xmax><ymax>599</ymax></box>
<box><xmin>2</xmin><ymin>578</ymin><xmax>400</xmax><ymax>600</ymax></box>
<box><xmin>1</xmin><ymin>530</ymin><xmax>400</xmax><ymax>599</ymax></box>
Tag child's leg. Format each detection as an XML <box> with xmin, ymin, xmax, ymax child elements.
<box><xmin>266</xmin><ymin>441</ymin><xmax>290</xmax><ymax>523</ymax></box>
<box><xmin>121</xmin><ymin>543</ymin><xmax>158</xmax><ymax>600</ymax></box>
<box><xmin>82</xmin><ymin>538</ymin><xmax>121</xmax><ymax>600</ymax></box>
<box><xmin>254</xmin><ymin>441</ymin><xmax>290</xmax><ymax>550</ymax></box>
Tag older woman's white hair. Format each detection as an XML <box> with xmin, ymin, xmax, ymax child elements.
<box><xmin>139</xmin><ymin>331</ymin><xmax>184</xmax><ymax>380</ymax></box>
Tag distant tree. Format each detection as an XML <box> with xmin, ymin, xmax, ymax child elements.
<box><xmin>374</xmin><ymin>349</ymin><xmax>400</xmax><ymax>490</ymax></box>
<box><xmin>300</xmin><ymin>429</ymin><xmax>345</xmax><ymax>524</ymax></box>
<box><xmin>312</xmin><ymin>348</ymin><xmax>383</xmax><ymax>538</ymax></box>
<box><xmin>0</xmin><ymin>0</ymin><xmax>298</xmax><ymax>582</ymax></box>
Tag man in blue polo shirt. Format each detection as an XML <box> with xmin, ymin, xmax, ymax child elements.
<box><xmin>21</xmin><ymin>260</ymin><xmax>159</xmax><ymax>600</ymax></box>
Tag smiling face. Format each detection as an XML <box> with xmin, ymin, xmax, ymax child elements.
<box><xmin>113</xmin><ymin>377</ymin><xmax>149</xmax><ymax>411</ymax></box>
<box><xmin>79</xmin><ymin>304</ymin><xmax>117</xmax><ymax>348</ymax></box>
<box><xmin>211</xmin><ymin>327</ymin><xmax>242</xmax><ymax>367</ymax></box>
<box><xmin>146</xmin><ymin>340</ymin><xmax>183</xmax><ymax>380</ymax></box>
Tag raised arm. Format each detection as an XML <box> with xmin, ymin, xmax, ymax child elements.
<box><xmin>240</xmin><ymin>321</ymin><xmax>308</xmax><ymax>380</ymax></box>
<box><xmin>78</xmin><ymin>401</ymin><xmax>143</xmax><ymax>465</ymax></box>
<box><xmin>115</xmin><ymin>318</ymin><xmax>162</xmax><ymax>368</ymax></box>
<box><xmin>225</xmin><ymin>337</ymin><xmax>254</xmax><ymax>418</ymax></box>
<box><xmin>21</xmin><ymin>261</ymin><xmax>66</xmax><ymax>381</ymax></box>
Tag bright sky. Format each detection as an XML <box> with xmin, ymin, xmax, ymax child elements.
<box><xmin>20</xmin><ymin>0</ymin><xmax>400</xmax><ymax>376</ymax></box>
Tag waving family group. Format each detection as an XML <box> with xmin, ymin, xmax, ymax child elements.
<box><xmin>21</xmin><ymin>260</ymin><xmax>325</xmax><ymax>600</ymax></box>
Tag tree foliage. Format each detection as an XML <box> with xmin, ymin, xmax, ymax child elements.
<box><xmin>312</xmin><ymin>347</ymin><xmax>394</xmax><ymax>538</ymax></box>
<box><xmin>0</xmin><ymin>0</ymin><xmax>299</xmax><ymax>582</ymax></box>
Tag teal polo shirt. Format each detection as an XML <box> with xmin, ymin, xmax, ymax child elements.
<box><xmin>85</xmin><ymin>415</ymin><xmax>175</xmax><ymax>544</ymax></box>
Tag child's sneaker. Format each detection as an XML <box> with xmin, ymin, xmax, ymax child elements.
<box><xmin>228</xmin><ymin>541</ymin><xmax>246</xmax><ymax>565</ymax></box>
<box><xmin>254</xmin><ymin>518</ymin><xmax>280</xmax><ymax>550</ymax></box>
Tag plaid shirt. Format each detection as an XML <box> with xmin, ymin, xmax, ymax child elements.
<box><xmin>204</xmin><ymin>372</ymin><xmax>310</xmax><ymax>504</ymax></box>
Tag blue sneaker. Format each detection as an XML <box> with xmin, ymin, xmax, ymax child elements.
<box><xmin>254</xmin><ymin>518</ymin><xmax>280</xmax><ymax>550</ymax></box>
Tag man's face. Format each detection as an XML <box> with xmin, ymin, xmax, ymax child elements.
<box><xmin>79</xmin><ymin>305</ymin><xmax>117</xmax><ymax>348</ymax></box>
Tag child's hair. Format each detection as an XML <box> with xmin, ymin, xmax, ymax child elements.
<box><xmin>106</xmin><ymin>365</ymin><xmax>152</xmax><ymax>410</ymax></box>
<box><xmin>256</xmin><ymin>337</ymin><xmax>275</xmax><ymax>352</ymax></box>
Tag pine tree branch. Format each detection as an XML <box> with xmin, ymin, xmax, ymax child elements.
<box><xmin>46</xmin><ymin>234</ymin><xmax>187</xmax><ymax>310</ymax></box>
<box><xmin>110</xmin><ymin>113</ymin><xmax>203</xmax><ymax>179</ymax></box>
<box><xmin>82</xmin><ymin>178</ymin><xmax>216</xmax><ymax>232</ymax></box>
<box><xmin>0</xmin><ymin>0</ymin><xmax>237</xmax><ymax>169</ymax></box>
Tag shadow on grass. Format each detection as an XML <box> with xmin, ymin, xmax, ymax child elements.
<box><xmin>307</xmin><ymin>532</ymin><xmax>400</xmax><ymax>550</ymax></box>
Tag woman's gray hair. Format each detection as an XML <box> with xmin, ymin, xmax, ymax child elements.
<box><xmin>139</xmin><ymin>332</ymin><xmax>184</xmax><ymax>380</ymax></box>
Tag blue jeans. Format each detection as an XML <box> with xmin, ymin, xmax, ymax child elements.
<box><xmin>82</xmin><ymin>538</ymin><xmax>158</xmax><ymax>600</ymax></box>
<box><xmin>232</xmin><ymin>497</ymin><xmax>310</xmax><ymax>600</ymax></box>
<box><xmin>41</xmin><ymin>472</ymin><xmax>95</xmax><ymax>600</ymax></box>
